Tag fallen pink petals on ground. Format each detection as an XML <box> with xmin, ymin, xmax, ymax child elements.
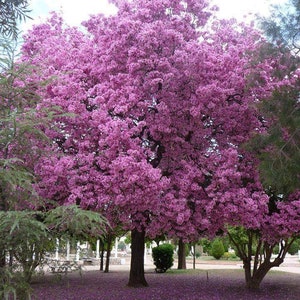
<box><xmin>31</xmin><ymin>270</ymin><xmax>300</xmax><ymax>300</ymax></box>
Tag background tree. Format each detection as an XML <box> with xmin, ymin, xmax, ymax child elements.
<box><xmin>223</xmin><ymin>1</ymin><xmax>300</xmax><ymax>289</ymax></box>
<box><xmin>260</xmin><ymin>0</ymin><xmax>300</xmax><ymax>53</ymax></box>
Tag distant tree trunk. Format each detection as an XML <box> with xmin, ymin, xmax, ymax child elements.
<box><xmin>0</xmin><ymin>249</ymin><xmax>5</xmax><ymax>268</ymax></box>
<box><xmin>177</xmin><ymin>239</ymin><xmax>186</xmax><ymax>269</ymax></box>
<box><xmin>104</xmin><ymin>234</ymin><xmax>113</xmax><ymax>273</ymax></box>
<box><xmin>127</xmin><ymin>228</ymin><xmax>148</xmax><ymax>287</ymax></box>
<box><xmin>100</xmin><ymin>240</ymin><xmax>105</xmax><ymax>271</ymax></box>
<box><xmin>192</xmin><ymin>242</ymin><xmax>196</xmax><ymax>270</ymax></box>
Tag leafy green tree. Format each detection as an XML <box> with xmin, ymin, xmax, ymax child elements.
<box><xmin>0</xmin><ymin>206</ymin><xmax>107</xmax><ymax>299</ymax></box>
<box><xmin>288</xmin><ymin>238</ymin><xmax>300</xmax><ymax>255</ymax></box>
<box><xmin>257</xmin><ymin>1</ymin><xmax>300</xmax><ymax>195</ymax></box>
<box><xmin>210</xmin><ymin>239</ymin><xmax>225</xmax><ymax>260</ymax></box>
<box><xmin>228</xmin><ymin>4</ymin><xmax>300</xmax><ymax>289</ymax></box>
<box><xmin>260</xmin><ymin>0</ymin><xmax>300</xmax><ymax>53</ymax></box>
<box><xmin>249</xmin><ymin>87</ymin><xmax>300</xmax><ymax>195</ymax></box>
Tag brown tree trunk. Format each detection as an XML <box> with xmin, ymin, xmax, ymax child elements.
<box><xmin>243</xmin><ymin>259</ymin><xmax>252</xmax><ymax>287</ymax></box>
<box><xmin>244</xmin><ymin>257</ymin><xmax>284</xmax><ymax>290</ymax></box>
<box><xmin>100</xmin><ymin>240</ymin><xmax>104</xmax><ymax>271</ymax></box>
<box><xmin>104</xmin><ymin>234</ymin><xmax>112</xmax><ymax>273</ymax></box>
<box><xmin>245</xmin><ymin>262</ymin><xmax>271</xmax><ymax>290</ymax></box>
<box><xmin>177</xmin><ymin>239</ymin><xmax>186</xmax><ymax>269</ymax></box>
<box><xmin>127</xmin><ymin>229</ymin><xmax>148</xmax><ymax>287</ymax></box>
<box><xmin>0</xmin><ymin>249</ymin><xmax>5</xmax><ymax>268</ymax></box>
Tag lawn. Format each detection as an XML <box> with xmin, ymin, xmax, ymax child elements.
<box><xmin>31</xmin><ymin>269</ymin><xmax>300</xmax><ymax>300</ymax></box>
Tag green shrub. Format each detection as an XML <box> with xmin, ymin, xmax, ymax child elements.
<box><xmin>152</xmin><ymin>244</ymin><xmax>174</xmax><ymax>273</ymax></box>
<box><xmin>211</xmin><ymin>239</ymin><xmax>225</xmax><ymax>260</ymax></box>
<box><xmin>222</xmin><ymin>252</ymin><xmax>238</xmax><ymax>260</ymax></box>
<box><xmin>195</xmin><ymin>251</ymin><xmax>201</xmax><ymax>258</ymax></box>
<box><xmin>288</xmin><ymin>240</ymin><xmax>299</xmax><ymax>255</ymax></box>
<box><xmin>273</xmin><ymin>244</ymin><xmax>279</xmax><ymax>255</ymax></box>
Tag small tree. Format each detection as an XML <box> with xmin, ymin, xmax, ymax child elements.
<box><xmin>152</xmin><ymin>244</ymin><xmax>174</xmax><ymax>273</ymax></box>
<box><xmin>0</xmin><ymin>206</ymin><xmax>107</xmax><ymax>299</ymax></box>
<box><xmin>211</xmin><ymin>239</ymin><xmax>225</xmax><ymax>260</ymax></box>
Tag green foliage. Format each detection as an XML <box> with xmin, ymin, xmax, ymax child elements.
<box><xmin>0</xmin><ymin>0</ymin><xmax>31</xmax><ymax>40</ymax></box>
<box><xmin>227</xmin><ymin>226</ymin><xmax>256</xmax><ymax>259</ymax></box>
<box><xmin>256</xmin><ymin>0</ymin><xmax>300</xmax><ymax>198</ymax></box>
<box><xmin>0</xmin><ymin>210</ymin><xmax>51</xmax><ymax>299</ymax></box>
<box><xmin>0</xmin><ymin>37</ymin><xmax>54</xmax><ymax>211</ymax></box>
<box><xmin>260</xmin><ymin>0</ymin><xmax>300</xmax><ymax>53</ymax></box>
<box><xmin>222</xmin><ymin>252</ymin><xmax>238</xmax><ymax>260</ymax></box>
<box><xmin>118</xmin><ymin>241</ymin><xmax>126</xmax><ymax>251</ymax></box>
<box><xmin>0</xmin><ymin>266</ymin><xmax>32</xmax><ymax>300</ymax></box>
<box><xmin>248</xmin><ymin>87</ymin><xmax>300</xmax><ymax>195</ymax></box>
<box><xmin>211</xmin><ymin>239</ymin><xmax>225</xmax><ymax>260</ymax></box>
<box><xmin>0</xmin><ymin>207</ymin><xmax>107</xmax><ymax>299</ymax></box>
<box><xmin>44</xmin><ymin>205</ymin><xmax>108</xmax><ymax>240</ymax></box>
<box><xmin>152</xmin><ymin>244</ymin><xmax>174</xmax><ymax>273</ymax></box>
<box><xmin>288</xmin><ymin>239</ymin><xmax>299</xmax><ymax>255</ymax></box>
<box><xmin>199</xmin><ymin>238</ymin><xmax>212</xmax><ymax>255</ymax></box>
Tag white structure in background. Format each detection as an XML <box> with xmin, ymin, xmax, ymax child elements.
<box><xmin>76</xmin><ymin>241</ymin><xmax>80</xmax><ymax>261</ymax></box>
<box><xmin>66</xmin><ymin>240</ymin><xmax>70</xmax><ymax>261</ymax></box>
<box><xmin>55</xmin><ymin>239</ymin><xmax>59</xmax><ymax>260</ymax></box>
<box><xmin>96</xmin><ymin>240</ymin><xmax>100</xmax><ymax>259</ymax></box>
<box><xmin>115</xmin><ymin>237</ymin><xmax>118</xmax><ymax>258</ymax></box>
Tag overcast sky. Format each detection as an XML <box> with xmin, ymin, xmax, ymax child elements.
<box><xmin>21</xmin><ymin>0</ymin><xmax>286</xmax><ymax>33</ymax></box>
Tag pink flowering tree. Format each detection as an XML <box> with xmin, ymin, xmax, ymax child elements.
<box><xmin>20</xmin><ymin>0</ymin><xmax>291</xmax><ymax>288</ymax></box>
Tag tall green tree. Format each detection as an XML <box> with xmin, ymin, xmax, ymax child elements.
<box><xmin>226</xmin><ymin>2</ymin><xmax>300</xmax><ymax>290</ymax></box>
<box><xmin>261</xmin><ymin>0</ymin><xmax>300</xmax><ymax>53</ymax></box>
<box><xmin>256</xmin><ymin>0</ymin><xmax>300</xmax><ymax>194</ymax></box>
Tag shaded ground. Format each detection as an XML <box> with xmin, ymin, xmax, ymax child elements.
<box><xmin>31</xmin><ymin>269</ymin><xmax>300</xmax><ymax>300</ymax></box>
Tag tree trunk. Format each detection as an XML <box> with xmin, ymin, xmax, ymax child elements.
<box><xmin>104</xmin><ymin>234</ymin><xmax>112</xmax><ymax>273</ymax></box>
<box><xmin>0</xmin><ymin>249</ymin><xmax>5</xmax><ymax>268</ymax></box>
<box><xmin>245</xmin><ymin>263</ymin><xmax>271</xmax><ymax>290</ymax></box>
<box><xmin>244</xmin><ymin>259</ymin><xmax>283</xmax><ymax>290</ymax></box>
<box><xmin>177</xmin><ymin>239</ymin><xmax>186</xmax><ymax>269</ymax></box>
<box><xmin>100</xmin><ymin>240</ymin><xmax>104</xmax><ymax>271</ymax></box>
<box><xmin>127</xmin><ymin>229</ymin><xmax>148</xmax><ymax>287</ymax></box>
<box><xmin>192</xmin><ymin>243</ymin><xmax>196</xmax><ymax>270</ymax></box>
<box><xmin>243</xmin><ymin>259</ymin><xmax>252</xmax><ymax>287</ymax></box>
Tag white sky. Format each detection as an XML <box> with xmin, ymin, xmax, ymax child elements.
<box><xmin>21</xmin><ymin>0</ymin><xmax>287</xmax><ymax>33</ymax></box>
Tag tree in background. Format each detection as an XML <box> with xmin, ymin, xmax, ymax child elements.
<box><xmin>261</xmin><ymin>0</ymin><xmax>300</xmax><ymax>53</ymax></box>
<box><xmin>210</xmin><ymin>239</ymin><xmax>225</xmax><ymax>260</ymax></box>
<box><xmin>223</xmin><ymin>1</ymin><xmax>300</xmax><ymax>290</ymax></box>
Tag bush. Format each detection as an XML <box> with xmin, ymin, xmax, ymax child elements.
<box><xmin>211</xmin><ymin>239</ymin><xmax>225</xmax><ymax>260</ymax></box>
<box><xmin>288</xmin><ymin>240</ymin><xmax>299</xmax><ymax>255</ymax></box>
<box><xmin>222</xmin><ymin>252</ymin><xmax>238</xmax><ymax>260</ymax></box>
<box><xmin>273</xmin><ymin>244</ymin><xmax>279</xmax><ymax>255</ymax></box>
<box><xmin>152</xmin><ymin>244</ymin><xmax>174</xmax><ymax>273</ymax></box>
